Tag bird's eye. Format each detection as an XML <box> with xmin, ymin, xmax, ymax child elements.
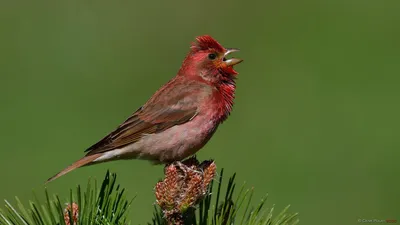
<box><xmin>208</xmin><ymin>53</ymin><xmax>217</xmax><ymax>60</ymax></box>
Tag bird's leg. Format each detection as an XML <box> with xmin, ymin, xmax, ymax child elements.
<box><xmin>174</xmin><ymin>161</ymin><xmax>189</xmax><ymax>173</ymax></box>
<box><xmin>174</xmin><ymin>161</ymin><xmax>203</xmax><ymax>175</ymax></box>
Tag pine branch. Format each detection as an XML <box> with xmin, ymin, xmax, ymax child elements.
<box><xmin>0</xmin><ymin>162</ymin><xmax>299</xmax><ymax>225</ymax></box>
<box><xmin>151</xmin><ymin>158</ymin><xmax>299</xmax><ymax>225</ymax></box>
<box><xmin>0</xmin><ymin>171</ymin><xmax>133</xmax><ymax>225</ymax></box>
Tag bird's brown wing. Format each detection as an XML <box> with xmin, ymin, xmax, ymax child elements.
<box><xmin>84</xmin><ymin>81</ymin><xmax>204</xmax><ymax>155</ymax></box>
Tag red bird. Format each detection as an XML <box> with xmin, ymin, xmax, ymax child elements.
<box><xmin>47</xmin><ymin>35</ymin><xmax>243</xmax><ymax>183</ymax></box>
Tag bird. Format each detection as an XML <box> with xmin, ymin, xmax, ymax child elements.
<box><xmin>46</xmin><ymin>35</ymin><xmax>243</xmax><ymax>183</ymax></box>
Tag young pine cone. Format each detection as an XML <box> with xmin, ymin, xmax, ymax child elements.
<box><xmin>155</xmin><ymin>157</ymin><xmax>217</xmax><ymax>224</ymax></box>
<box><xmin>64</xmin><ymin>202</ymin><xmax>79</xmax><ymax>225</ymax></box>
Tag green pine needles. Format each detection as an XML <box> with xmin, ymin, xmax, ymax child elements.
<box><xmin>0</xmin><ymin>172</ymin><xmax>133</xmax><ymax>225</ymax></box>
<box><xmin>151</xmin><ymin>169</ymin><xmax>299</xmax><ymax>225</ymax></box>
<box><xmin>0</xmin><ymin>169</ymin><xmax>299</xmax><ymax>225</ymax></box>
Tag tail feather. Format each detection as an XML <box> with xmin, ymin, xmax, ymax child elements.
<box><xmin>45</xmin><ymin>154</ymin><xmax>102</xmax><ymax>184</ymax></box>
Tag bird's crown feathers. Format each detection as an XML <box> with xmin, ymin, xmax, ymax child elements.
<box><xmin>191</xmin><ymin>35</ymin><xmax>225</xmax><ymax>53</ymax></box>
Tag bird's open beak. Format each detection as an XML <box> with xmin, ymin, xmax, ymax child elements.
<box><xmin>223</xmin><ymin>48</ymin><xmax>243</xmax><ymax>67</ymax></box>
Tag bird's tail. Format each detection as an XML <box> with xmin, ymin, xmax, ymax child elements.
<box><xmin>45</xmin><ymin>153</ymin><xmax>102</xmax><ymax>184</ymax></box>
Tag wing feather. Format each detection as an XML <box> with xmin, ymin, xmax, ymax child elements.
<box><xmin>85</xmin><ymin>79</ymin><xmax>208</xmax><ymax>155</ymax></box>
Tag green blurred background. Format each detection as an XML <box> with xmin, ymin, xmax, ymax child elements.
<box><xmin>1</xmin><ymin>0</ymin><xmax>399</xmax><ymax>224</ymax></box>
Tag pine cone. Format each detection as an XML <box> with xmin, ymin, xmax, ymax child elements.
<box><xmin>64</xmin><ymin>202</ymin><xmax>79</xmax><ymax>225</ymax></box>
<box><xmin>154</xmin><ymin>156</ymin><xmax>217</xmax><ymax>224</ymax></box>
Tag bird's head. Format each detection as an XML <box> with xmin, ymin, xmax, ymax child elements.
<box><xmin>179</xmin><ymin>35</ymin><xmax>243</xmax><ymax>84</ymax></box>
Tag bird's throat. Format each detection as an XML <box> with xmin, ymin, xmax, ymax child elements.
<box><xmin>216</xmin><ymin>80</ymin><xmax>236</xmax><ymax>122</ymax></box>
